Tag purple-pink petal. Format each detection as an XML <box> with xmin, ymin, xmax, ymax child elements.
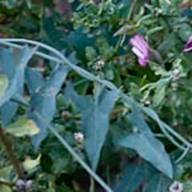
<box><xmin>130</xmin><ymin>34</ymin><xmax>150</xmax><ymax>66</ymax></box>
<box><xmin>130</xmin><ymin>35</ymin><xmax>149</xmax><ymax>53</ymax></box>
<box><xmin>132</xmin><ymin>47</ymin><xmax>146</xmax><ymax>60</ymax></box>
<box><xmin>138</xmin><ymin>58</ymin><xmax>149</xmax><ymax>67</ymax></box>
<box><xmin>183</xmin><ymin>36</ymin><xmax>192</xmax><ymax>52</ymax></box>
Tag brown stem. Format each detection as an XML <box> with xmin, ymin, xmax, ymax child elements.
<box><xmin>0</xmin><ymin>127</ymin><xmax>25</xmax><ymax>179</ymax></box>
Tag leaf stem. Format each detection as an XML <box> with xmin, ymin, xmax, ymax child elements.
<box><xmin>127</xmin><ymin>0</ymin><xmax>136</xmax><ymax>21</ymax></box>
<box><xmin>89</xmin><ymin>177</ymin><xmax>95</xmax><ymax>192</ymax></box>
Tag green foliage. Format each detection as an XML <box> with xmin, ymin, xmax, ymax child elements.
<box><xmin>0</xmin><ymin>0</ymin><xmax>192</xmax><ymax>191</ymax></box>
<box><xmin>114</xmin><ymin>162</ymin><xmax>145</xmax><ymax>192</ymax></box>
<box><xmin>29</xmin><ymin>64</ymin><xmax>70</xmax><ymax>148</ymax></box>
<box><xmin>0</xmin><ymin>185</ymin><xmax>12</xmax><ymax>192</ymax></box>
<box><xmin>117</xmin><ymin>133</ymin><xmax>173</xmax><ymax>178</ymax></box>
<box><xmin>5</xmin><ymin>117</ymin><xmax>39</xmax><ymax>137</ymax></box>
<box><xmin>114</xmin><ymin>161</ymin><xmax>172</xmax><ymax>192</ymax></box>
<box><xmin>0</xmin><ymin>75</ymin><xmax>9</xmax><ymax>97</ymax></box>
<box><xmin>65</xmin><ymin>84</ymin><xmax>118</xmax><ymax>171</ymax></box>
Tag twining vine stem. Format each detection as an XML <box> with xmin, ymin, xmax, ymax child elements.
<box><xmin>0</xmin><ymin>38</ymin><xmax>190</xmax><ymax>148</ymax></box>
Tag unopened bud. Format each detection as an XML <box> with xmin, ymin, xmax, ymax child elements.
<box><xmin>16</xmin><ymin>179</ymin><xmax>25</xmax><ymax>190</ymax></box>
<box><xmin>94</xmin><ymin>59</ymin><xmax>105</xmax><ymax>71</ymax></box>
<box><xmin>172</xmin><ymin>69</ymin><xmax>180</xmax><ymax>81</ymax></box>
<box><xmin>144</xmin><ymin>100</ymin><xmax>151</xmax><ymax>106</ymax></box>
<box><xmin>16</xmin><ymin>179</ymin><xmax>33</xmax><ymax>192</ymax></box>
<box><xmin>25</xmin><ymin>180</ymin><xmax>33</xmax><ymax>190</ymax></box>
<box><xmin>169</xmin><ymin>181</ymin><xmax>183</xmax><ymax>192</ymax></box>
<box><xmin>74</xmin><ymin>132</ymin><xmax>84</xmax><ymax>144</ymax></box>
<box><xmin>173</xmin><ymin>69</ymin><xmax>180</xmax><ymax>76</ymax></box>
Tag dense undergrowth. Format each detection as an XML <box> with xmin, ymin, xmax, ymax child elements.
<box><xmin>0</xmin><ymin>0</ymin><xmax>192</xmax><ymax>192</ymax></box>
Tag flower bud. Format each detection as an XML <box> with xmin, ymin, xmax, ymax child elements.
<box><xmin>169</xmin><ymin>181</ymin><xmax>183</xmax><ymax>192</ymax></box>
<box><xmin>74</xmin><ymin>132</ymin><xmax>84</xmax><ymax>144</ymax></box>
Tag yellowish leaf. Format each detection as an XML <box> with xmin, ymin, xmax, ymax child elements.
<box><xmin>0</xmin><ymin>74</ymin><xmax>8</xmax><ymax>97</ymax></box>
<box><xmin>6</xmin><ymin>118</ymin><xmax>39</xmax><ymax>137</ymax></box>
<box><xmin>23</xmin><ymin>155</ymin><xmax>41</xmax><ymax>171</ymax></box>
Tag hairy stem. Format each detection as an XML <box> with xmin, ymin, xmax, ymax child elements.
<box><xmin>0</xmin><ymin>127</ymin><xmax>25</xmax><ymax>179</ymax></box>
<box><xmin>89</xmin><ymin>177</ymin><xmax>95</xmax><ymax>192</ymax></box>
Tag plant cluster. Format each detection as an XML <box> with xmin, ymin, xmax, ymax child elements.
<box><xmin>0</xmin><ymin>0</ymin><xmax>192</xmax><ymax>192</ymax></box>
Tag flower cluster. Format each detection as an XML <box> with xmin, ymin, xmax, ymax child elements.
<box><xmin>130</xmin><ymin>34</ymin><xmax>192</xmax><ymax>67</ymax></box>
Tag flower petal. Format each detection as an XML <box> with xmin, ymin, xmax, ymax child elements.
<box><xmin>130</xmin><ymin>35</ymin><xmax>149</xmax><ymax>54</ymax></box>
<box><xmin>138</xmin><ymin>58</ymin><xmax>149</xmax><ymax>66</ymax></box>
<box><xmin>132</xmin><ymin>47</ymin><xmax>145</xmax><ymax>60</ymax></box>
<box><xmin>183</xmin><ymin>36</ymin><xmax>192</xmax><ymax>52</ymax></box>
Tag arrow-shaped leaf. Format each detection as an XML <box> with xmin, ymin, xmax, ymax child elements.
<box><xmin>117</xmin><ymin>132</ymin><xmax>173</xmax><ymax>178</ymax></box>
<box><xmin>114</xmin><ymin>162</ymin><xmax>145</xmax><ymax>192</ymax></box>
<box><xmin>29</xmin><ymin>64</ymin><xmax>70</xmax><ymax>148</ymax></box>
<box><xmin>65</xmin><ymin>85</ymin><xmax>118</xmax><ymax>170</ymax></box>
<box><xmin>143</xmin><ymin>173</ymin><xmax>171</xmax><ymax>192</ymax></box>
<box><xmin>0</xmin><ymin>47</ymin><xmax>36</xmax><ymax>125</ymax></box>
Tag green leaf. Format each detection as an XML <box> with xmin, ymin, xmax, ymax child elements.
<box><xmin>153</xmin><ymin>84</ymin><xmax>166</xmax><ymax>107</ymax></box>
<box><xmin>158</xmin><ymin>34</ymin><xmax>176</xmax><ymax>53</ymax></box>
<box><xmin>153</xmin><ymin>78</ymin><xmax>169</xmax><ymax>107</ymax></box>
<box><xmin>125</xmin><ymin>104</ymin><xmax>173</xmax><ymax>177</ymax></box>
<box><xmin>23</xmin><ymin>155</ymin><xmax>41</xmax><ymax>172</ymax></box>
<box><xmin>0</xmin><ymin>48</ymin><xmax>17</xmax><ymax>126</ymax></box>
<box><xmin>0</xmin><ymin>75</ymin><xmax>8</xmax><ymax>97</ymax></box>
<box><xmin>0</xmin><ymin>47</ymin><xmax>36</xmax><ymax>125</ymax></box>
<box><xmin>0</xmin><ymin>185</ymin><xmax>12</xmax><ymax>192</ymax></box>
<box><xmin>178</xmin><ymin>23</ymin><xmax>192</xmax><ymax>41</ymax></box>
<box><xmin>0</xmin><ymin>46</ymin><xmax>36</xmax><ymax>108</ymax></box>
<box><xmin>0</xmin><ymin>166</ymin><xmax>13</xmax><ymax>179</ymax></box>
<box><xmin>65</xmin><ymin>84</ymin><xmax>118</xmax><ymax>170</ymax></box>
<box><xmin>6</xmin><ymin>118</ymin><xmax>39</xmax><ymax>137</ymax></box>
<box><xmin>128</xmin><ymin>103</ymin><xmax>151</xmax><ymax>134</ymax></box>
<box><xmin>67</xmin><ymin>30</ymin><xmax>94</xmax><ymax>57</ymax></box>
<box><xmin>30</xmin><ymin>64</ymin><xmax>70</xmax><ymax>148</ymax></box>
<box><xmin>115</xmin><ymin>160</ymin><xmax>172</xmax><ymax>192</ymax></box>
<box><xmin>143</xmin><ymin>173</ymin><xmax>171</xmax><ymax>192</ymax></box>
<box><xmin>114</xmin><ymin>162</ymin><xmax>145</xmax><ymax>192</ymax></box>
<box><xmin>25</xmin><ymin>67</ymin><xmax>45</xmax><ymax>95</ymax></box>
<box><xmin>84</xmin><ymin>88</ymin><xmax>118</xmax><ymax>170</ymax></box>
<box><xmin>184</xmin><ymin>181</ymin><xmax>192</xmax><ymax>192</ymax></box>
<box><xmin>117</xmin><ymin>132</ymin><xmax>173</xmax><ymax>178</ymax></box>
<box><xmin>42</xmin><ymin>15</ymin><xmax>67</xmax><ymax>50</ymax></box>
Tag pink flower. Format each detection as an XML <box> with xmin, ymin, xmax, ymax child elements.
<box><xmin>183</xmin><ymin>36</ymin><xmax>192</xmax><ymax>52</ymax></box>
<box><xmin>130</xmin><ymin>34</ymin><xmax>150</xmax><ymax>66</ymax></box>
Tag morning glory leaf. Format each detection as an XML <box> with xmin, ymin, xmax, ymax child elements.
<box><xmin>65</xmin><ymin>84</ymin><xmax>118</xmax><ymax>170</ymax></box>
<box><xmin>30</xmin><ymin>64</ymin><xmax>70</xmax><ymax>148</ymax></box>
<box><xmin>117</xmin><ymin>132</ymin><xmax>173</xmax><ymax>178</ymax></box>
<box><xmin>0</xmin><ymin>47</ymin><xmax>36</xmax><ymax>125</ymax></box>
